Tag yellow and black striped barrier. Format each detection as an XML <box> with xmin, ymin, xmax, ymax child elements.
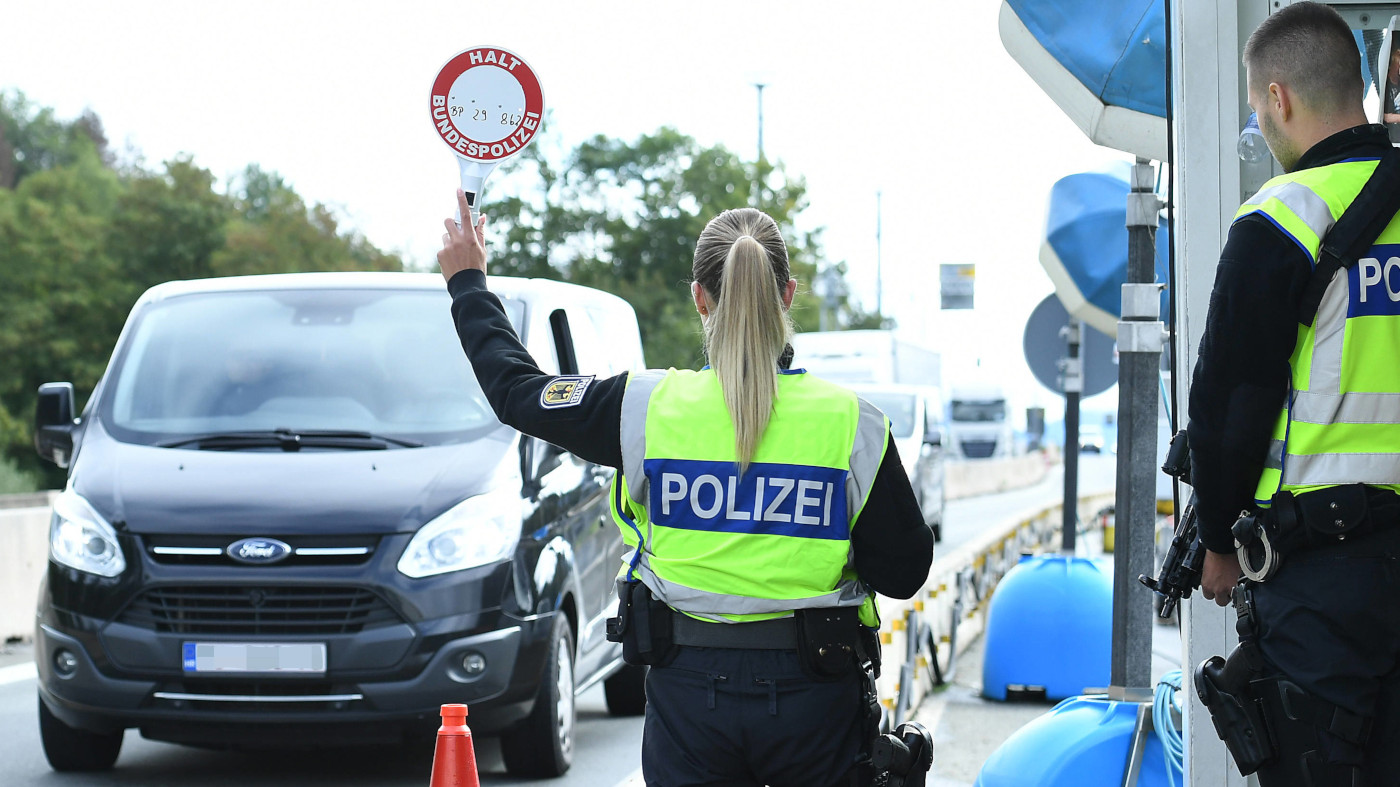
<box><xmin>871</xmin><ymin>490</ymin><xmax>1117</xmax><ymax>730</ymax></box>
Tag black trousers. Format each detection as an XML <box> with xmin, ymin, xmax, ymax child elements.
<box><xmin>640</xmin><ymin>646</ymin><xmax>865</xmax><ymax>787</ymax></box>
<box><xmin>1251</xmin><ymin>526</ymin><xmax>1400</xmax><ymax>782</ymax></box>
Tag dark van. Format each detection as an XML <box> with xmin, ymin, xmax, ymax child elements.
<box><xmin>31</xmin><ymin>272</ymin><xmax>646</xmax><ymax>777</ymax></box>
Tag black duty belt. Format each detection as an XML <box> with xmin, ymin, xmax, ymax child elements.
<box><xmin>1236</xmin><ymin>485</ymin><xmax>1400</xmax><ymax>581</ymax></box>
<box><xmin>671</xmin><ymin>613</ymin><xmax>799</xmax><ymax>650</ymax></box>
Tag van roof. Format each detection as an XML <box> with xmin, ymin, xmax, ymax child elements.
<box><xmin>133</xmin><ymin>272</ymin><xmax>633</xmax><ymax>311</ymax></box>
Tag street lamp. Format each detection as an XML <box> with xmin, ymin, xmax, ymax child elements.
<box><xmin>753</xmin><ymin>82</ymin><xmax>766</xmax><ymax>207</ymax></box>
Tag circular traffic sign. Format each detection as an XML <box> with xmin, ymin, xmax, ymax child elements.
<box><xmin>429</xmin><ymin>46</ymin><xmax>545</xmax><ymax>163</ymax></box>
<box><xmin>1023</xmin><ymin>294</ymin><xmax>1118</xmax><ymax>398</ymax></box>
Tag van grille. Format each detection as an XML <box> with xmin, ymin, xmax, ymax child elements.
<box><xmin>144</xmin><ymin>535</ymin><xmax>378</xmax><ymax>567</ymax></box>
<box><xmin>117</xmin><ymin>585</ymin><xmax>401</xmax><ymax>636</ymax></box>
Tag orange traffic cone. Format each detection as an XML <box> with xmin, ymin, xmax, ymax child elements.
<box><xmin>429</xmin><ymin>703</ymin><xmax>480</xmax><ymax>787</ymax></box>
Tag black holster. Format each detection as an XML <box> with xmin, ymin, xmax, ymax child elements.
<box><xmin>795</xmin><ymin>607</ymin><xmax>863</xmax><ymax>678</ymax></box>
<box><xmin>606</xmin><ymin>581</ymin><xmax>676</xmax><ymax>666</ymax></box>
<box><xmin>1194</xmin><ymin>584</ymin><xmax>1373</xmax><ymax>780</ymax></box>
<box><xmin>1194</xmin><ymin>587</ymin><xmax>1277</xmax><ymax>773</ymax></box>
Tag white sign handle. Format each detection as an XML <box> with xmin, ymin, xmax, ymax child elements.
<box><xmin>456</xmin><ymin>159</ymin><xmax>499</xmax><ymax>229</ymax></box>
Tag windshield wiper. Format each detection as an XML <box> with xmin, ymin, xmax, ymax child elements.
<box><xmin>293</xmin><ymin>429</ymin><xmax>424</xmax><ymax>448</ymax></box>
<box><xmin>157</xmin><ymin>428</ymin><xmax>423</xmax><ymax>451</ymax></box>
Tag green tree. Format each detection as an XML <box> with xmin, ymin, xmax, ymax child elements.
<box><xmin>0</xmin><ymin>91</ymin><xmax>110</xmax><ymax>189</ymax></box>
<box><xmin>213</xmin><ymin>165</ymin><xmax>400</xmax><ymax>276</ymax></box>
<box><xmin>0</xmin><ymin>97</ymin><xmax>405</xmax><ymax>487</ymax></box>
<box><xmin>487</xmin><ymin>127</ymin><xmax>874</xmax><ymax>370</ymax></box>
<box><xmin>0</xmin><ymin>145</ymin><xmax>123</xmax><ymax>488</ymax></box>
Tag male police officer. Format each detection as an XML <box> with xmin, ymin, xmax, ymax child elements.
<box><xmin>1191</xmin><ymin>3</ymin><xmax>1400</xmax><ymax>783</ymax></box>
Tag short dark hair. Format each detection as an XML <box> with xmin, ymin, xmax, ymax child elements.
<box><xmin>1243</xmin><ymin>1</ymin><xmax>1362</xmax><ymax>114</ymax></box>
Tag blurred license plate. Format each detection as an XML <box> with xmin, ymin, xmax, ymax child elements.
<box><xmin>182</xmin><ymin>642</ymin><xmax>326</xmax><ymax>673</ymax></box>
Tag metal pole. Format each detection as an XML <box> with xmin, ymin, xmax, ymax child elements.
<box><xmin>1062</xmin><ymin>320</ymin><xmax>1082</xmax><ymax>553</ymax></box>
<box><xmin>876</xmin><ymin>190</ymin><xmax>884</xmax><ymax>320</ymax></box>
<box><xmin>1110</xmin><ymin>158</ymin><xmax>1165</xmax><ymax>696</ymax></box>
<box><xmin>754</xmin><ymin>83</ymin><xmax>766</xmax><ymax>208</ymax></box>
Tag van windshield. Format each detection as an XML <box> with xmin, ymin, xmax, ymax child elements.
<box><xmin>857</xmin><ymin>391</ymin><xmax>917</xmax><ymax>439</ymax></box>
<box><xmin>101</xmin><ymin>288</ymin><xmax>523</xmax><ymax>446</ymax></box>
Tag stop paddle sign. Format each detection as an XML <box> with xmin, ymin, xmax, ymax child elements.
<box><xmin>429</xmin><ymin>46</ymin><xmax>545</xmax><ymax>227</ymax></box>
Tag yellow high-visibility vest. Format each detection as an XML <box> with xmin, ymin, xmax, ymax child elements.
<box><xmin>610</xmin><ymin>368</ymin><xmax>888</xmax><ymax>624</ymax></box>
<box><xmin>1242</xmin><ymin>158</ymin><xmax>1400</xmax><ymax>505</ymax></box>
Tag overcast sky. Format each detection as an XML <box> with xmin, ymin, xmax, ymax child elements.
<box><xmin>2</xmin><ymin>0</ymin><xmax>1134</xmax><ymax>421</ymax></box>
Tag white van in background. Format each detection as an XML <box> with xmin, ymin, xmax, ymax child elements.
<box><xmin>790</xmin><ymin>330</ymin><xmax>940</xmax><ymax>389</ymax></box>
<box><xmin>844</xmin><ymin>383</ymin><xmax>946</xmax><ymax>542</ymax></box>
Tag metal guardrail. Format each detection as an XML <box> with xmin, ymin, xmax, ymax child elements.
<box><xmin>0</xmin><ymin>491</ymin><xmax>55</xmax><ymax>510</ymax></box>
<box><xmin>874</xmin><ymin>489</ymin><xmax>1117</xmax><ymax>730</ymax></box>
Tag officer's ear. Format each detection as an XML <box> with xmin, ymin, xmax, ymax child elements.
<box><xmin>692</xmin><ymin>281</ymin><xmax>712</xmax><ymax>318</ymax></box>
<box><xmin>1268</xmin><ymin>81</ymin><xmax>1293</xmax><ymax>122</ymax></box>
<box><xmin>781</xmin><ymin>278</ymin><xmax>797</xmax><ymax>311</ymax></box>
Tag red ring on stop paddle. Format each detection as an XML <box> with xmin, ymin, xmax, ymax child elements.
<box><xmin>429</xmin><ymin>46</ymin><xmax>544</xmax><ymax>162</ymax></box>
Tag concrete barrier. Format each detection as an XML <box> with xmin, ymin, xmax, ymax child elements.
<box><xmin>0</xmin><ymin>493</ymin><xmax>54</xmax><ymax>642</ymax></box>
<box><xmin>945</xmin><ymin>453</ymin><xmax>1053</xmax><ymax>501</ymax></box>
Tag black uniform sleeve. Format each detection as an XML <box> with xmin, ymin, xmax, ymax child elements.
<box><xmin>451</xmin><ymin>269</ymin><xmax>932</xmax><ymax>595</ymax></box>
<box><xmin>1186</xmin><ymin>215</ymin><xmax>1310</xmax><ymax>552</ymax></box>
<box><xmin>851</xmin><ymin>436</ymin><xmax>935</xmax><ymax>600</ymax></box>
<box><xmin>448</xmin><ymin>269</ymin><xmax>626</xmax><ymax>469</ymax></box>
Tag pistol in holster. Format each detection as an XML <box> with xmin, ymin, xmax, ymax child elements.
<box><xmin>606</xmin><ymin>580</ymin><xmax>676</xmax><ymax>666</ymax></box>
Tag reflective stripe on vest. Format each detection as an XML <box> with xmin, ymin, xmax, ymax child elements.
<box><xmin>611</xmin><ymin>368</ymin><xmax>888</xmax><ymax>622</ymax></box>
<box><xmin>1243</xmin><ymin>159</ymin><xmax>1400</xmax><ymax>504</ymax></box>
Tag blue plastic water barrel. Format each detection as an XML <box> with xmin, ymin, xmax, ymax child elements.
<box><xmin>982</xmin><ymin>553</ymin><xmax>1112</xmax><ymax>701</ymax></box>
<box><xmin>976</xmin><ymin>695</ymin><xmax>1181</xmax><ymax>786</ymax></box>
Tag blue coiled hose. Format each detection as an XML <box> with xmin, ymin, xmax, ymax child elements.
<box><xmin>1154</xmin><ymin>669</ymin><xmax>1185</xmax><ymax>786</ymax></box>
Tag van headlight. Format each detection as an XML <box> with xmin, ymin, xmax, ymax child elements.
<box><xmin>397</xmin><ymin>488</ymin><xmax>522</xmax><ymax>578</ymax></box>
<box><xmin>49</xmin><ymin>491</ymin><xmax>126</xmax><ymax>577</ymax></box>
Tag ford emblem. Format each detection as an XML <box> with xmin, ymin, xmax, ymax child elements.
<box><xmin>226</xmin><ymin>537</ymin><xmax>292</xmax><ymax>565</ymax></box>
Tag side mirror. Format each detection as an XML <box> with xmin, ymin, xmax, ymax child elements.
<box><xmin>537</xmin><ymin>441</ymin><xmax>565</xmax><ymax>477</ymax></box>
<box><xmin>35</xmin><ymin>382</ymin><xmax>77</xmax><ymax>468</ymax></box>
<box><xmin>923</xmin><ymin>427</ymin><xmax>943</xmax><ymax>448</ymax></box>
<box><xmin>519</xmin><ymin>437</ymin><xmax>566</xmax><ymax>501</ymax></box>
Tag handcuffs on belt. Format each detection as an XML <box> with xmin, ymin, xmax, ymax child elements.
<box><xmin>1231</xmin><ymin>486</ymin><xmax>1378</xmax><ymax>582</ymax></box>
<box><xmin>1231</xmin><ymin>510</ymin><xmax>1281</xmax><ymax>582</ymax></box>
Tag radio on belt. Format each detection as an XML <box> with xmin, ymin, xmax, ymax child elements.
<box><xmin>428</xmin><ymin>45</ymin><xmax>546</xmax><ymax>228</ymax></box>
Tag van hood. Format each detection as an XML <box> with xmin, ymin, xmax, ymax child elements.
<box><xmin>71</xmin><ymin>421</ymin><xmax>519</xmax><ymax>536</ymax></box>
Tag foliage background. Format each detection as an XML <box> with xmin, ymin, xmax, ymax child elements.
<box><xmin>0</xmin><ymin>94</ymin><xmax>878</xmax><ymax>490</ymax></box>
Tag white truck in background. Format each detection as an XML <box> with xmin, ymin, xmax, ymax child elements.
<box><xmin>946</xmin><ymin>381</ymin><xmax>1015</xmax><ymax>460</ymax></box>
<box><xmin>789</xmin><ymin>330</ymin><xmax>941</xmax><ymax>388</ymax></box>
<box><xmin>789</xmin><ymin>330</ymin><xmax>946</xmax><ymax>539</ymax></box>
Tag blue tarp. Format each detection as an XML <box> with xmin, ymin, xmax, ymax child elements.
<box><xmin>1007</xmin><ymin>0</ymin><xmax>1166</xmax><ymax>119</ymax></box>
<box><xmin>1044</xmin><ymin>169</ymin><xmax>1169</xmax><ymax>325</ymax></box>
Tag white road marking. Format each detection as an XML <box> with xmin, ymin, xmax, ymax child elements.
<box><xmin>0</xmin><ymin>662</ymin><xmax>37</xmax><ymax>687</ymax></box>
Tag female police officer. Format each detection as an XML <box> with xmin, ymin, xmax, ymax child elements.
<box><xmin>439</xmin><ymin>191</ymin><xmax>933</xmax><ymax>787</ymax></box>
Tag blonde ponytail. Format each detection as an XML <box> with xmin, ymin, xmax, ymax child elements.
<box><xmin>693</xmin><ymin>210</ymin><xmax>793</xmax><ymax>471</ymax></box>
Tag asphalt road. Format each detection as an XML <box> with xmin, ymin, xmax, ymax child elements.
<box><xmin>940</xmin><ymin>453</ymin><xmax>1117</xmax><ymax>555</ymax></box>
<box><xmin>0</xmin><ymin>454</ymin><xmax>1115</xmax><ymax>787</ymax></box>
<box><xmin>0</xmin><ymin>663</ymin><xmax>643</xmax><ymax>787</ymax></box>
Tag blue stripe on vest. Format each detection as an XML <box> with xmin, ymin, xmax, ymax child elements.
<box><xmin>1347</xmin><ymin>244</ymin><xmax>1400</xmax><ymax>317</ymax></box>
<box><xmin>1238</xmin><ymin>208</ymin><xmax>1314</xmax><ymax>261</ymax></box>
<box><xmin>643</xmin><ymin>458</ymin><xmax>850</xmax><ymax>540</ymax></box>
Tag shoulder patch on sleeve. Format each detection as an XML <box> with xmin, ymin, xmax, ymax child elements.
<box><xmin>540</xmin><ymin>375</ymin><xmax>595</xmax><ymax>409</ymax></box>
